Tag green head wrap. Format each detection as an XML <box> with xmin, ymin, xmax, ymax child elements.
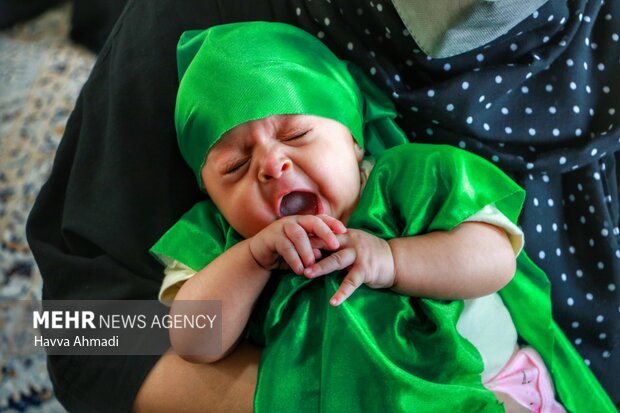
<box><xmin>175</xmin><ymin>21</ymin><xmax>407</xmax><ymax>188</ymax></box>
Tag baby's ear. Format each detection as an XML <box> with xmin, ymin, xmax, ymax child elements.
<box><xmin>354</xmin><ymin>142</ymin><xmax>364</xmax><ymax>162</ymax></box>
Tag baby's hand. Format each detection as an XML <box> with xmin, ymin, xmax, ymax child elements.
<box><xmin>248</xmin><ymin>215</ymin><xmax>346</xmax><ymax>274</ymax></box>
<box><xmin>303</xmin><ymin>229</ymin><xmax>395</xmax><ymax>306</ymax></box>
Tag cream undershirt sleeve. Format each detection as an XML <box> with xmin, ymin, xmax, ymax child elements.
<box><xmin>464</xmin><ymin>204</ymin><xmax>524</xmax><ymax>256</ymax></box>
<box><xmin>159</xmin><ymin>259</ymin><xmax>197</xmax><ymax>306</ymax></box>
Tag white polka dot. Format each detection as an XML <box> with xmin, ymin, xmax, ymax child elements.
<box><xmin>405</xmin><ymin>59</ymin><xmax>413</xmax><ymax>66</ymax></box>
<box><xmin>575</xmin><ymin>338</ymin><xmax>582</xmax><ymax>345</ymax></box>
<box><xmin>501</xmin><ymin>107</ymin><xmax>509</xmax><ymax>115</ymax></box>
<box><xmin>596</xmin><ymin>315</ymin><xmax>604</xmax><ymax>323</ymax></box>
<box><xmin>556</xmin><ymin>248</ymin><xmax>562</xmax><ymax>256</ymax></box>
<box><xmin>347</xmin><ymin>42</ymin><xmax>354</xmax><ymax>50</ymax></box>
<box><xmin>609</xmin><ymin>283</ymin><xmax>616</xmax><ymax>291</ymax></box>
<box><xmin>525</xmin><ymin>107</ymin><xmax>533</xmax><ymax>115</ymax></box>
<box><xmin>594</xmin><ymin>172</ymin><xmax>601</xmax><ymax>180</ymax></box>
<box><xmin>296</xmin><ymin>7</ymin><xmax>301</xmax><ymax>16</ymax></box>
<box><xmin>485</xmin><ymin>102</ymin><xmax>492</xmax><ymax>109</ymax></box>
<box><xmin>543</xmin><ymin>36</ymin><xmax>550</xmax><ymax>43</ymax></box>
<box><xmin>478</xmin><ymin>95</ymin><xmax>485</xmax><ymax>102</ymax></box>
<box><xmin>370</xmin><ymin>67</ymin><xmax>376</xmax><ymax>75</ymax></box>
<box><xmin>510</xmin><ymin>43</ymin><xmax>518</xmax><ymax>51</ymax></box>
<box><xmin>613</xmin><ymin>33</ymin><xmax>619</xmax><ymax>42</ymax></box>
<box><xmin>495</xmin><ymin>75</ymin><xmax>502</xmax><ymax>84</ymax></box>
<box><xmin>603</xmin><ymin>351</ymin><xmax>611</xmax><ymax>358</ymax></box>
<box><xmin>529</xmin><ymin>128</ymin><xmax>536</xmax><ymax>136</ymax></box>
<box><xmin>539</xmin><ymin>251</ymin><xmax>546</xmax><ymax>259</ymax></box>
<box><xmin>586</xmin><ymin>293</ymin><xmax>593</xmax><ymax>300</ymax></box>
<box><xmin>476</xmin><ymin>53</ymin><xmax>485</xmax><ymax>62</ymax></box>
<box><xmin>598</xmin><ymin>63</ymin><xmax>605</xmax><ymax>71</ymax></box>
<box><xmin>591</xmin><ymin>148</ymin><xmax>598</xmax><ymax>156</ymax></box>
<box><xmin>392</xmin><ymin>92</ymin><xmax>399</xmax><ymax>99</ymax></box>
<box><xmin>561</xmin><ymin>273</ymin><xmax>567</xmax><ymax>281</ymax></box>
<box><xmin>491</xmin><ymin>155</ymin><xmax>499</xmax><ymax>163</ymax></box>
<box><xmin>536</xmin><ymin>224</ymin><xmax>542</xmax><ymax>233</ymax></box>
<box><xmin>427</xmin><ymin>89</ymin><xmax>435</xmax><ymax>97</ymax></box>
<box><xmin>586</xmin><ymin>85</ymin><xmax>592</xmax><ymax>94</ymax></box>
<box><xmin>426</xmin><ymin>128</ymin><xmax>433</xmax><ymax>136</ymax></box>
<box><xmin>602</xmin><ymin>228</ymin><xmax>609</xmax><ymax>236</ymax></box>
<box><xmin>569</xmin><ymin>246</ymin><xmax>576</xmax><ymax>254</ymax></box>
<box><xmin>458</xmin><ymin>141</ymin><xmax>466</xmax><ymax>148</ymax></box>
<box><xmin>548</xmin><ymin>199</ymin><xmax>554</xmax><ymax>207</ymax></box>
<box><xmin>576</xmin><ymin>269</ymin><xmax>583</xmax><ymax>277</ymax></box>
<box><xmin>521</xmin><ymin>86</ymin><xmax>529</xmax><ymax>94</ymax></box>
<box><xmin>549</xmin><ymin>106</ymin><xmax>557</xmax><ymax>114</ymax></box>
<box><xmin>504</xmin><ymin>127</ymin><xmax>512</xmax><ymax>134</ymax></box>
<box><xmin>545</xmin><ymin>84</ymin><xmax>553</xmax><ymax>92</ymax></box>
<box><xmin>584</xmin><ymin>359</ymin><xmax>590</xmax><ymax>366</ymax></box>
<box><xmin>553</xmin><ymin>128</ymin><xmax>560</xmax><ymax>136</ymax></box>
<box><xmin>548</xmin><ymin>14</ymin><xmax>554</xmax><ymax>22</ymax></box>
<box><xmin>525</xmin><ymin>72</ymin><xmax>532</xmax><ymax>79</ymax></box>
<box><xmin>567</xmin><ymin>297</ymin><xmax>574</xmax><ymax>306</ymax></box>
<box><xmin>597</xmin><ymin>261</ymin><xmax>604</xmax><ymax>270</ymax></box>
<box><xmin>446</xmin><ymin>104</ymin><xmax>454</xmax><ymax>112</ymax></box>
<box><xmin>466</xmin><ymin>116</ymin><xmax>473</xmax><ymax>124</ymax></box>
<box><xmin>318</xmin><ymin>31</ymin><xmax>325</xmax><ymax>39</ymax></box>
<box><xmin>573</xmin><ymin>106</ymin><xmax>580</xmax><ymax>114</ymax></box>
<box><xmin>377</xmin><ymin>3</ymin><xmax>383</xmax><ymax>11</ymax></box>
<box><xmin>324</xmin><ymin>17</ymin><xmax>331</xmax><ymax>26</ymax></box>
<box><xmin>566</xmin><ymin>58</ymin><xmax>574</xmax><ymax>66</ymax></box>
<box><xmin>483</xmin><ymin>123</ymin><xmax>490</xmax><ymax>131</ymax></box>
<box><xmin>410</xmin><ymin>105</ymin><xmax>418</xmax><ymax>112</ymax></box>
<box><xmin>527</xmin><ymin>163</ymin><xmax>534</xmax><ymax>170</ymax></box>
<box><xmin>533</xmin><ymin>197</ymin><xmax>539</xmax><ymax>206</ymax></box>
<box><xmin>584</xmin><ymin>61</ymin><xmax>588</xmax><ymax>70</ymax></box>
<box><xmin>575</xmin><ymin>128</ymin><xmax>582</xmax><ymax>136</ymax></box>
<box><xmin>443</xmin><ymin>63</ymin><xmax>451</xmax><ymax>71</ymax></box>
<box><xmin>462</xmin><ymin>81</ymin><xmax>470</xmax><ymax>90</ymax></box>
<box><xmin>610</xmin><ymin>108</ymin><xmax>616</xmax><ymax>115</ymax></box>
<box><xmin>559</xmin><ymin>156</ymin><xmax>567</xmax><ymax>164</ymax></box>
<box><xmin>552</xmin><ymin>223</ymin><xmax>557</xmax><ymax>231</ymax></box>
<box><xmin>570</xmin><ymin>82</ymin><xmax>577</xmax><ymax>90</ymax></box>
<box><xmin>532</xmin><ymin>10</ymin><xmax>539</xmax><ymax>18</ymax></box>
<box><xmin>571</xmin><ymin>321</ymin><xmax>579</xmax><ymax>328</ymax></box>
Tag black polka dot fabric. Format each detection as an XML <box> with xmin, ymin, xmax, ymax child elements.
<box><xmin>290</xmin><ymin>0</ymin><xmax>619</xmax><ymax>401</ymax></box>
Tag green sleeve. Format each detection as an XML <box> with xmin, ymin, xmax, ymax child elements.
<box><xmin>149</xmin><ymin>200</ymin><xmax>242</xmax><ymax>271</ymax></box>
<box><xmin>349</xmin><ymin>143</ymin><xmax>525</xmax><ymax>237</ymax></box>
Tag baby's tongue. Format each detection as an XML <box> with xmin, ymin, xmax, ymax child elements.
<box><xmin>280</xmin><ymin>192</ymin><xmax>318</xmax><ymax>216</ymax></box>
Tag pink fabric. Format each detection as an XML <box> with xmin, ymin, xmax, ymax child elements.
<box><xmin>484</xmin><ymin>346</ymin><xmax>566</xmax><ymax>413</ymax></box>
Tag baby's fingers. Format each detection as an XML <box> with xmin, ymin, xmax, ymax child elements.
<box><xmin>283</xmin><ymin>222</ymin><xmax>315</xmax><ymax>269</ymax></box>
<box><xmin>304</xmin><ymin>248</ymin><xmax>356</xmax><ymax>278</ymax></box>
<box><xmin>297</xmin><ymin>216</ymin><xmax>340</xmax><ymax>250</ymax></box>
<box><xmin>316</xmin><ymin>214</ymin><xmax>347</xmax><ymax>235</ymax></box>
<box><xmin>330</xmin><ymin>267</ymin><xmax>365</xmax><ymax>306</ymax></box>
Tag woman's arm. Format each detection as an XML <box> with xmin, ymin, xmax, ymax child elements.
<box><xmin>133</xmin><ymin>342</ymin><xmax>260</xmax><ymax>413</ymax></box>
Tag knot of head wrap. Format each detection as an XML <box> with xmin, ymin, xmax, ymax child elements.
<box><xmin>175</xmin><ymin>21</ymin><xmax>407</xmax><ymax>188</ymax></box>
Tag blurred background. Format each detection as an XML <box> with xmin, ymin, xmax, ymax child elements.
<box><xmin>1</xmin><ymin>1</ymin><xmax>124</xmax><ymax>411</ymax></box>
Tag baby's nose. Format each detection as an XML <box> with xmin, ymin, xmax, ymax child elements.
<box><xmin>258</xmin><ymin>155</ymin><xmax>292</xmax><ymax>182</ymax></box>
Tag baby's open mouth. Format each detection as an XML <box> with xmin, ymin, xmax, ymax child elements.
<box><xmin>279</xmin><ymin>191</ymin><xmax>319</xmax><ymax>216</ymax></box>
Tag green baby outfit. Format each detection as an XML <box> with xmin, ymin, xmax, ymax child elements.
<box><xmin>151</xmin><ymin>22</ymin><xmax>616</xmax><ymax>412</ymax></box>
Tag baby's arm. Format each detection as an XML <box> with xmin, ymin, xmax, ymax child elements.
<box><xmin>305</xmin><ymin>221</ymin><xmax>516</xmax><ymax>305</ymax></box>
<box><xmin>170</xmin><ymin>214</ymin><xmax>344</xmax><ymax>363</ymax></box>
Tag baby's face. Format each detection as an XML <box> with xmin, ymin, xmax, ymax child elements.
<box><xmin>202</xmin><ymin>114</ymin><xmax>364</xmax><ymax>238</ymax></box>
